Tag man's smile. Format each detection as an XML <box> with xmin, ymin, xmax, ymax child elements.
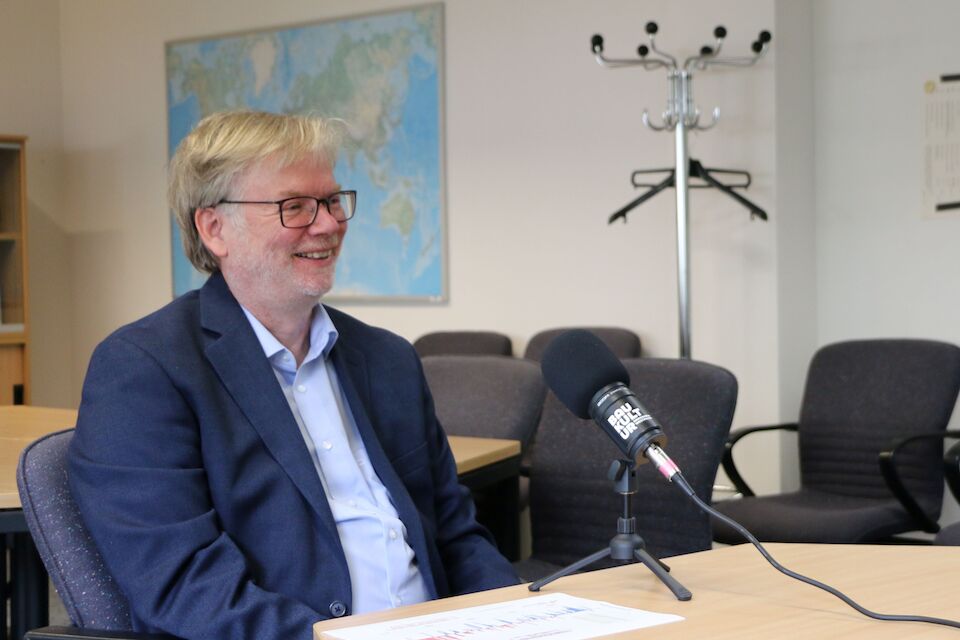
<box><xmin>294</xmin><ymin>250</ymin><xmax>335</xmax><ymax>260</ymax></box>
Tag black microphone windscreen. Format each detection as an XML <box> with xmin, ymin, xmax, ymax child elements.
<box><xmin>540</xmin><ymin>330</ymin><xmax>630</xmax><ymax>419</ymax></box>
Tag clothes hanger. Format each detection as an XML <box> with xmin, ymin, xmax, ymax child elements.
<box><xmin>608</xmin><ymin>158</ymin><xmax>767</xmax><ymax>224</ymax></box>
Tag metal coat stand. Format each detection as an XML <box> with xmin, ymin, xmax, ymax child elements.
<box><xmin>591</xmin><ymin>23</ymin><xmax>771</xmax><ymax>359</ymax></box>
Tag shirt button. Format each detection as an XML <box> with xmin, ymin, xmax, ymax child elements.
<box><xmin>296</xmin><ymin>384</ymin><xmax>307</xmax><ymax>393</ymax></box>
<box><xmin>348</xmin><ymin>500</ymin><xmax>357</xmax><ymax>507</ymax></box>
<box><xmin>388</xmin><ymin>528</ymin><xmax>398</xmax><ymax>540</ymax></box>
<box><xmin>322</xmin><ymin>440</ymin><xmax>333</xmax><ymax>451</ymax></box>
<box><xmin>329</xmin><ymin>600</ymin><xmax>347</xmax><ymax>617</ymax></box>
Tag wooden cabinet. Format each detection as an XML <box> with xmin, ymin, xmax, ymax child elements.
<box><xmin>0</xmin><ymin>136</ymin><xmax>29</xmax><ymax>405</ymax></box>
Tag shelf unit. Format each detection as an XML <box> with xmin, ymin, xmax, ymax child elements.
<box><xmin>0</xmin><ymin>135</ymin><xmax>29</xmax><ymax>405</ymax></box>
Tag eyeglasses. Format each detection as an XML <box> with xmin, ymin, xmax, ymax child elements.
<box><xmin>218</xmin><ymin>190</ymin><xmax>357</xmax><ymax>228</ymax></box>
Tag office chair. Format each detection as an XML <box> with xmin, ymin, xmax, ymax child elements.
<box><xmin>17</xmin><ymin>429</ymin><xmax>175</xmax><ymax>640</ymax></box>
<box><xmin>413</xmin><ymin>331</ymin><xmax>513</xmax><ymax>357</ymax></box>
<box><xmin>515</xmin><ymin>358</ymin><xmax>737</xmax><ymax>582</ymax></box>
<box><xmin>421</xmin><ymin>355</ymin><xmax>545</xmax><ymax>449</ymax></box>
<box><xmin>422</xmin><ymin>355</ymin><xmax>546</xmax><ymax>560</ymax></box>
<box><xmin>713</xmin><ymin>339</ymin><xmax>960</xmax><ymax>545</ymax></box>
<box><xmin>934</xmin><ymin>438</ymin><xmax>960</xmax><ymax>545</ymax></box>
<box><xmin>523</xmin><ymin>327</ymin><xmax>640</xmax><ymax>363</ymax></box>
<box><xmin>935</xmin><ymin>524</ymin><xmax>960</xmax><ymax>545</ymax></box>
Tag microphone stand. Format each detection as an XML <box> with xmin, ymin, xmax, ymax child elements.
<box><xmin>528</xmin><ymin>459</ymin><xmax>692</xmax><ymax>601</ymax></box>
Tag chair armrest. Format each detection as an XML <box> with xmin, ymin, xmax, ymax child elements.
<box><xmin>721</xmin><ymin>423</ymin><xmax>799</xmax><ymax>498</ymax></box>
<box><xmin>25</xmin><ymin>627</ymin><xmax>177</xmax><ymax>640</ymax></box>
<box><xmin>945</xmin><ymin>438</ymin><xmax>960</xmax><ymax>503</ymax></box>
<box><xmin>878</xmin><ymin>430</ymin><xmax>960</xmax><ymax>534</ymax></box>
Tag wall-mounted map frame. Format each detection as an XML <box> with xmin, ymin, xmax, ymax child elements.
<box><xmin>166</xmin><ymin>3</ymin><xmax>447</xmax><ymax>302</ymax></box>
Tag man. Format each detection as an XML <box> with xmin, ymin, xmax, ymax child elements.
<box><xmin>68</xmin><ymin>110</ymin><xmax>519</xmax><ymax>640</ymax></box>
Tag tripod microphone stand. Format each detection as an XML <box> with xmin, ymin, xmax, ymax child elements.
<box><xmin>528</xmin><ymin>458</ymin><xmax>692</xmax><ymax>601</ymax></box>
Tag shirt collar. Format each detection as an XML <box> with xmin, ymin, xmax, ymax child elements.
<box><xmin>241</xmin><ymin>303</ymin><xmax>339</xmax><ymax>366</ymax></box>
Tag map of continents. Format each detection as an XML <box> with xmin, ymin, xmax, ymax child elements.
<box><xmin>166</xmin><ymin>5</ymin><xmax>445</xmax><ymax>300</ymax></box>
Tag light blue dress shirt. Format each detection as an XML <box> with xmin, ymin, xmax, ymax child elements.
<box><xmin>241</xmin><ymin>304</ymin><xmax>432</xmax><ymax>614</ymax></box>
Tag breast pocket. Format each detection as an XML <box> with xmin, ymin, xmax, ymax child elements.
<box><xmin>390</xmin><ymin>441</ymin><xmax>429</xmax><ymax>478</ymax></box>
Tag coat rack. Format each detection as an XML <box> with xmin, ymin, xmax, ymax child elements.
<box><xmin>592</xmin><ymin>22</ymin><xmax>771</xmax><ymax>358</ymax></box>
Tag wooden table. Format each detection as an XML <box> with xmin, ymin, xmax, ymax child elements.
<box><xmin>1</xmin><ymin>406</ymin><xmax>78</xmax><ymax>508</ymax></box>
<box><xmin>447</xmin><ymin>435</ymin><xmax>522</xmax><ymax>562</ymax></box>
<box><xmin>2</xmin><ymin>424</ymin><xmax>516</xmax><ymax>511</ymax></box>
<box><xmin>448</xmin><ymin>435</ymin><xmax>520</xmax><ymax>475</ymax></box>
<box><xmin>315</xmin><ymin>543</ymin><xmax>960</xmax><ymax>639</ymax></box>
<box><xmin>1</xmin><ymin>406</ymin><xmax>77</xmax><ymax>640</ymax></box>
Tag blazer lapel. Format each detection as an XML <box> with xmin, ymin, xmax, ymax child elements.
<box><xmin>198</xmin><ymin>274</ymin><xmax>340</xmax><ymax>543</ymax></box>
<box><xmin>330</xmin><ymin>338</ymin><xmax>439</xmax><ymax>598</ymax></box>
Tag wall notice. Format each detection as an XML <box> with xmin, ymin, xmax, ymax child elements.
<box><xmin>923</xmin><ymin>74</ymin><xmax>960</xmax><ymax>217</ymax></box>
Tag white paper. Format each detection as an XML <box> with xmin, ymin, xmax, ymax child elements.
<box><xmin>923</xmin><ymin>75</ymin><xmax>960</xmax><ymax>216</ymax></box>
<box><xmin>321</xmin><ymin>593</ymin><xmax>683</xmax><ymax>640</ymax></box>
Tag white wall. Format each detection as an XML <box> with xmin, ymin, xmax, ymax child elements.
<box><xmin>11</xmin><ymin>0</ymin><xmax>959</xmax><ymax>510</ymax></box>
<box><xmin>0</xmin><ymin>0</ymin><xmax>71</xmax><ymax>408</ymax></box>
<box><xmin>773</xmin><ymin>0</ymin><xmax>815</xmax><ymax>491</ymax></box>
<box><xmin>54</xmin><ymin>0</ymin><xmax>787</xmax><ymax>490</ymax></box>
<box><xmin>813</xmin><ymin>0</ymin><xmax>960</xmax><ymax>523</ymax></box>
<box><xmin>814</xmin><ymin>1</ymin><xmax>960</xmax><ymax>344</ymax></box>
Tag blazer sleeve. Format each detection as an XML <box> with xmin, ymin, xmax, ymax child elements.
<box><xmin>416</xmin><ymin>358</ymin><xmax>521</xmax><ymax>594</ymax></box>
<box><xmin>68</xmin><ymin>334</ymin><xmax>322</xmax><ymax>640</ymax></box>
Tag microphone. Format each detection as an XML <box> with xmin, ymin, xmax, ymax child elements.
<box><xmin>540</xmin><ymin>329</ymin><xmax>682</xmax><ymax>482</ymax></box>
<box><xmin>539</xmin><ymin>339</ymin><xmax>960</xmax><ymax>630</ymax></box>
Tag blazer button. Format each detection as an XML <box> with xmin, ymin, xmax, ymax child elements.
<box><xmin>329</xmin><ymin>600</ymin><xmax>347</xmax><ymax>618</ymax></box>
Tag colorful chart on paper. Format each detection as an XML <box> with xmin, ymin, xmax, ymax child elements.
<box><xmin>166</xmin><ymin>4</ymin><xmax>446</xmax><ymax>300</ymax></box>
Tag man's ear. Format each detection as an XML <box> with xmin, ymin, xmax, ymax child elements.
<box><xmin>194</xmin><ymin>207</ymin><xmax>228</xmax><ymax>258</ymax></box>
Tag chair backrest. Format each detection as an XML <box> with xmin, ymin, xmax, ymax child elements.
<box><xmin>413</xmin><ymin>331</ymin><xmax>513</xmax><ymax>357</ymax></box>
<box><xmin>528</xmin><ymin>358</ymin><xmax>737</xmax><ymax>566</ymax></box>
<box><xmin>422</xmin><ymin>356</ymin><xmax>546</xmax><ymax>449</ymax></box>
<box><xmin>523</xmin><ymin>327</ymin><xmax>641</xmax><ymax>363</ymax></box>
<box><xmin>17</xmin><ymin>429</ymin><xmax>134</xmax><ymax>631</ymax></box>
<box><xmin>798</xmin><ymin>339</ymin><xmax>960</xmax><ymax>510</ymax></box>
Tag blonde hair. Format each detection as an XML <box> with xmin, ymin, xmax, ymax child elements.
<box><xmin>168</xmin><ymin>110</ymin><xmax>344</xmax><ymax>273</ymax></box>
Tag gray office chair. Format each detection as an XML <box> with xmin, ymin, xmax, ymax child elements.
<box><xmin>413</xmin><ymin>331</ymin><xmax>513</xmax><ymax>357</ymax></box>
<box><xmin>714</xmin><ymin>339</ymin><xmax>960</xmax><ymax>545</ymax></box>
<box><xmin>934</xmin><ymin>438</ymin><xmax>960</xmax><ymax>545</ymax></box>
<box><xmin>515</xmin><ymin>358</ymin><xmax>737</xmax><ymax>581</ymax></box>
<box><xmin>523</xmin><ymin>327</ymin><xmax>641</xmax><ymax>363</ymax></box>
<box><xmin>422</xmin><ymin>355</ymin><xmax>546</xmax><ymax>560</ymax></box>
<box><xmin>17</xmin><ymin>429</ymin><xmax>175</xmax><ymax>639</ymax></box>
<box><xmin>422</xmin><ymin>355</ymin><xmax>545</xmax><ymax>450</ymax></box>
<box><xmin>935</xmin><ymin>522</ymin><xmax>960</xmax><ymax>545</ymax></box>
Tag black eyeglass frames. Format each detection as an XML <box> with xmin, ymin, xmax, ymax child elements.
<box><xmin>218</xmin><ymin>190</ymin><xmax>357</xmax><ymax>228</ymax></box>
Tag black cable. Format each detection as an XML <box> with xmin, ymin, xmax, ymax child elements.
<box><xmin>670</xmin><ymin>473</ymin><xmax>960</xmax><ymax>631</ymax></box>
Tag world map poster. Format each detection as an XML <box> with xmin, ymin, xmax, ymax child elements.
<box><xmin>166</xmin><ymin>4</ymin><xmax>446</xmax><ymax>301</ymax></box>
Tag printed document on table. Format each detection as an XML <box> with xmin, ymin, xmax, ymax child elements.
<box><xmin>322</xmin><ymin>592</ymin><xmax>684</xmax><ymax>640</ymax></box>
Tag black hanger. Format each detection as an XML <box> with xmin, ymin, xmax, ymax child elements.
<box><xmin>608</xmin><ymin>158</ymin><xmax>767</xmax><ymax>224</ymax></box>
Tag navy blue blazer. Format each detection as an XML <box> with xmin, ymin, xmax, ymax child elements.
<box><xmin>68</xmin><ymin>272</ymin><xmax>518</xmax><ymax>639</ymax></box>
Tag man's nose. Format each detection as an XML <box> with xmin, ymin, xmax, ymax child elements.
<box><xmin>307</xmin><ymin>206</ymin><xmax>343</xmax><ymax>234</ymax></box>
